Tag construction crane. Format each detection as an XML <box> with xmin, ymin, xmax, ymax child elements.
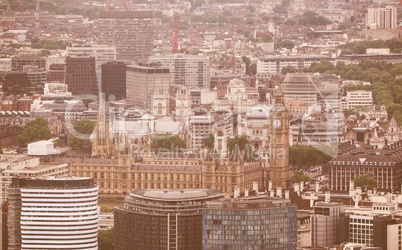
<box><xmin>122</xmin><ymin>0</ymin><xmax>131</xmax><ymax>11</ymax></box>
<box><xmin>171</xmin><ymin>9</ymin><xmax>182</xmax><ymax>53</ymax></box>
<box><xmin>4</xmin><ymin>0</ymin><xmax>22</xmax><ymax>30</ymax></box>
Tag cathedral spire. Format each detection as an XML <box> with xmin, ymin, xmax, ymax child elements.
<box><xmin>92</xmin><ymin>93</ymin><xmax>112</xmax><ymax>158</ymax></box>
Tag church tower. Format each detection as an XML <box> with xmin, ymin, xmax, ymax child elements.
<box><xmin>269</xmin><ymin>87</ymin><xmax>290</xmax><ymax>189</ymax></box>
<box><xmin>92</xmin><ymin>93</ymin><xmax>112</xmax><ymax>158</ymax></box>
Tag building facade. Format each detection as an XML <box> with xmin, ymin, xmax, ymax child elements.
<box><xmin>11</xmin><ymin>53</ymin><xmax>46</xmax><ymax>72</ymax></box>
<box><xmin>67</xmin><ymin>45</ymin><xmax>116</xmax><ymax>70</ymax></box>
<box><xmin>326</xmin><ymin>141</ymin><xmax>402</xmax><ymax>192</ymax></box>
<box><xmin>150</xmin><ymin>54</ymin><xmax>210</xmax><ymax>89</ymax></box>
<box><xmin>65</xmin><ymin>56</ymin><xmax>98</xmax><ymax>95</ymax></box>
<box><xmin>114</xmin><ymin>189</ymin><xmax>225</xmax><ymax>250</ymax></box>
<box><xmin>257</xmin><ymin>55</ymin><xmax>335</xmax><ymax>74</ymax></box>
<box><xmin>97</xmin><ymin>11</ymin><xmax>153</xmax><ymax>63</ymax></box>
<box><xmin>126</xmin><ymin>65</ymin><xmax>170</xmax><ymax>109</ymax></box>
<box><xmin>343</xmin><ymin>90</ymin><xmax>373</xmax><ymax>110</ymax></box>
<box><xmin>310</xmin><ymin>202</ymin><xmax>347</xmax><ymax>247</ymax></box>
<box><xmin>101</xmin><ymin>61</ymin><xmax>127</xmax><ymax>101</ymax></box>
<box><xmin>202</xmin><ymin>197</ymin><xmax>298</xmax><ymax>250</ymax></box>
<box><xmin>7</xmin><ymin>177</ymin><xmax>98</xmax><ymax>250</ymax></box>
<box><xmin>366</xmin><ymin>6</ymin><xmax>397</xmax><ymax>30</ymax></box>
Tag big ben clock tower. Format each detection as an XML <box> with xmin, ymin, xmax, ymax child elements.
<box><xmin>269</xmin><ymin>87</ymin><xmax>290</xmax><ymax>189</ymax></box>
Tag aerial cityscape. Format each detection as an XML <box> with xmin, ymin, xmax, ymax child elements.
<box><xmin>0</xmin><ymin>0</ymin><xmax>401</xmax><ymax>249</ymax></box>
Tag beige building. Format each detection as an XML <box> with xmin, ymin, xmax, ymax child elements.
<box><xmin>97</xmin><ymin>11</ymin><xmax>153</xmax><ymax>63</ymax></box>
<box><xmin>366</xmin><ymin>6</ymin><xmax>397</xmax><ymax>30</ymax></box>
<box><xmin>66</xmin><ymin>44</ymin><xmax>116</xmax><ymax>70</ymax></box>
<box><xmin>63</xmin><ymin>152</ymin><xmax>265</xmax><ymax>198</ymax></box>
<box><xmin>126</xmin><ymin>65</ymin><xmax>170</xmax><ymax>110</ymax></box>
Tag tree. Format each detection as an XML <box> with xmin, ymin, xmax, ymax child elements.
<box><xmin>100</xmin><ymin>205</ymin><xmax>114</xmax><ymax>213</ymax></box>
<box><xmin>98</xmin><ymin>227</ymin><xmax>114</xmax><ymax>250</ymax></box>
<box><xmin>18</xmin><ymin>117</ymin><xmax>53</xmax><ymax>148</ymax></box>
<box><xmin>82</xmin><ymin>98</ymin><xmax>95</xmax><ymax>108</ymax></box>
<box><xmin>281</xmin><ymin>65</ymin><xmax>297</xmax><ymax>75</ymax></box>
<box><xmin>151</xmin><ymin>133</ymin><xmax>186</xmax><ymax>152</ymax></box>
<box><xmin>248</xmin><ymin>63</ymin><xmax>257</xmax><ymax>75</ymax></box>
<box><xmin>67</xmin><ymin>120</ymin><xmax>94</xmax><ymax>150</ymax></box>
<box><xmin>204</xmin><ymin>133</ymin><xmax>214</xmax><ymax>150</ymax></box>
<box><xmin>354</xmin><ymin>172</ymin><xmax>377</xmax><ymax>189</ymax></box>
<box><xmin>275</xmin><ymin>39</ymin><xmax>295</xmax><ymax>50</ymax></box>
<box><xmin>290</xmin><ymin>171</ymin><xmax>311</xmax><ymax>183</ymax></box>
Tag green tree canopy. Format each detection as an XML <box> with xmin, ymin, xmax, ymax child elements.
<box><xmin>67</xmin><ymin>120</ymin><xmax>94</xmax><ymax>150</ymax></box>
<box><xmin>98</xmin><ymin>227</ymin><xmax>114</xmax><ymax>250</ymax></box>
<box><xmin>354</xmin><ymin>172</ymin><xmax>377</xmax><ymax>188</ymax></box>
<box><xmin>289</xmin><ymin>145</ymin><xmax>333</xmax><ymax>169</ymax></box>
<box><xmin>204</xmin><ymin>133</ymin><xmax>214</xmax><ymax>150</ymax></box>
<box><xmin>227</xmin><ymin>135</ymin><xmax>250</xmax><ymax>153</ymax></box>
<box><xmin>18</xmin><ymin>117</ymin><xmax>53</xmax><ymax>148</ymax></box>
<box><xmin>290</xmin><ymin>171</ymin><xmax>311</xmax><ymax>183</ymax></box>
<box><xmin>275</xmin><ymin>39</ymin><xmax>295</xmax><ymax>50</ymax></box>
<box><xmin>151</xmin><ymin>133</ymin><xmax>186</xmax><ymax>152</ymax></box>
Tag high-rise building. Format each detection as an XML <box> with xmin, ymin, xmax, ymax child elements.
<box><xmin>202</xmin><ymin>196</ymin><xmax>298</xmax><ymax>249</ymax></box>
<box><xmin>67</xmin><ymin>45</ymin><xmax>117</xmax><ymax>70</ymax></box>
<box><xmin>7</xmin><ymin>177</ymin><xmax>98</xmax><ymax>250</ymax></box>
<box><xmin>269</xmin><ymin>87</ymin><xmax>290</xmax><ymax>189</ymax></box>
<box><xmin>97</xmin><ymin>11</ymin><xmax>153</xmax><ymax>63</ymax></box>
<box><xmin>126</xmin><ymin>65</ymin><xmax>170</xmax><ymax>109</ymax></box>
<box><xmin>114</xmin><ymin>189</ymin><xmax>225</xmax><ymax>250</ymax></box>
<box><xmin>101</xmin><ymin>61</ymin><xmax>127</xmax><ymax>100</ymax></box>
<box><xmin>366</xmin><ymin>6</ymin><xmax>397</xmax><ymax>30</ymax></box>
<box><xmin>47</xmin><ymin>63</ymin><xmax>66</xmax><ymax>83</ymax></box>
<box><xmin>65</xmin><ymin>56</ymin><xmax>98</xmax><ymax>95</ymax></box>
<box><xmin>2</xmin><ymin>72</ymin><xmax>36</xmax><ymax>96</ymax></box>
<box><xmin>311</xmin><ymin>202</ymin><xmax>348</xmax><ymax>247</ymax></box>
<box><xmin>150</xmin><ymin>54</ymin><xmax>211</xmax><ymax>89</ymax></box>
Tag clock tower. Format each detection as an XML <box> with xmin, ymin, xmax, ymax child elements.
<box><xmin>269</xmin><ymin>87</ymin><xmax>290</xmax><ymax>189</ymax></box>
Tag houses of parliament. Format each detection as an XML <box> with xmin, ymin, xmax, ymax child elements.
<box><xmin>60</xmin><ymin>90</ymin><xmax>290</xmax><ymax>198</ymax></box>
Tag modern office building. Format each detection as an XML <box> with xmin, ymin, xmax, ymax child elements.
<box><xmin>326</xmin><ymin>141</ymin><xmax>402</xmax><ymax>192</ymax></box>
<box><xmin>342</xmin><ymin>90</ymin><xmax>373</xmax><ymax>110</ymax></box>
<box><xmin>150</xmin><ymin>54</ymin><xmax>211</xmax><ymax>89</ymax></box>
<box><xmin>23</xmin><ymin>65</ymin><xmax>47</xmax><ymax>91</ymax></box>
<box><xmin>126</xmin><ymin>64</ymin><xmax>170</xmax><ymax>109</ymax></box>
<box><xmin>7</xmin><ymin>177</ymin><xmax>98</xmax><ymax>250</ymax></box>
<box><xmin>280</xmin><ymin>73</ymin><xmax>318</xmax><ymax>106</ymax></box>
<box><xmin>114</xmin><ymin>189</ymin><xmax>225</xmax><ymax>250</ymax></box>
<box><xmin>366</xmin><ymin>6</ymin><xmax>397</xmax><ymax>30</ymax></box>
<box><xmin>2</xmin><ymin>72</ymin><xmax>37</xmax><ymax>96</ymax></box>
<box><xmin>97</xmin><ymin>11</ymin><xmax>153</xmax><ymax>63</ymax></box>
<box><xmin>257</xmin><ymin>55</ymin><xmax>335</xmax><ymax>74</ymax></box>
<box><xmin>189</xmin><ymin>113</ymin><xmax>215</xmax><ymax>151</ymax></box>
<box><xmin>101</xmin><ymin>61</ymin><xmax>127</xmax><ymax>101</ymax></box>
<box><xmin>202</xmin><ymin>197</ymin><xmax>298</xmax><ymax>250</ymax></box>
<box><xmin>65</xmin><ymin>56</ymin><xmax>98</xmax><ymax>95</ymax></box>
<box><xmin>47</xmin><ymin>63</ymin><xmax>66</xmax><ymax>82</ymax></box>
<box><xmin>346</xmin><ymin>203</ymin><xmax>402</xmax><ymax>249</ymax></box>
<box><xmin>11</xmin><ymin>53</ymin><xmax>46</xmax><ymax>72</ymax></box>
<box><xmin>311</xmin><ymin>202</ymin><xmax>348</xmax><ymax>248</ymax></box>
<box><xmin>67</xmin><ymin>45</ymin><xmax>117</xmax><ymax>70</ymax></box>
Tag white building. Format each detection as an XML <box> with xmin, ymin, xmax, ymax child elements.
<box><xmin>7</xmin><ymin>177</ymin><xmax>98</xmax><ymax>250</ymax></box>
<box><xmin>67</xmin><ymin>44</ymin><xmax>116</xmax><ymax>70</ymax></box>
<box><xmin>366</xmin><ymin>6</ymin><xmax>397</xmax><ymax>30</ymax></box>
<box><xmin>257</xmin><ymin>55</ymin><xmax>335</xmax><ymax>74</ymax></box>
<box><xmin>150</xmin><ymin>54</ymin><xmax>210</xmax><ymax>89</ymax></box>
<box><xmin>343</xmin><ymin>90</ymin><xmax>373</xmax><ymax>110</ymax></box>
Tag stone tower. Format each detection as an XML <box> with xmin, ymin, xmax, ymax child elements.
<box><xmin>92</xmin><ymin>93</ymin><xmax>111</xmax><ymax>158</ymax></box>
<box><xmin>269</xmin><ymin>87</ymin><xmax>290</xmax><ymax>189</ymax></box>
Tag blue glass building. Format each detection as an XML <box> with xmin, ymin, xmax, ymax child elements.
<box><xmin>202</xmin><ymin>198</ymin><xmax>297</xmax><ymax>250</ymax></box>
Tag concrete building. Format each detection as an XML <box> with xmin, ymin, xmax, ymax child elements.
<box><xmin>2</xmin><ymin>72</ymin><xmax>37</xmax><ymax>96</ymax></box>
<box><xmin>257</xmin><ymin>55</ymin><xmax>335</xmax><ymax>74</ymax></box>
<box><xmin>126</xmin><ymin>65</ymin><xmax>170</xmax><ymax>109</ymax></box>
<box><xmin>326</xmin><ymin>141</ymin><xmax>402</xmax><ymax>192</ymax></box>
<box><xmin>203</xmin><ymin>196</ymin><xmax>297</xmax><ymax>250</ymax></box>
<box><xmin>150</xmin><ymin>54</ymin><xmax>210</xmax><ymax>89</ymax></box>
<box><xmin>6</xmin><ymin>177</ymin><xmax>98</xmax><ymax>250</ymax></box>
<box><xmin>366</xmin><ymin>6</ymin><xmax>397</xmax><ymax>30</ymax></box>
<box><xmin>346</xmin><ymin>203</ymin><xmax>402</xmax><ymax>249</ymax></box>
<box><xmin>280</xmin><ymin>73</ymin><xmax>318</xmax><ymax>107</ymax></box>
<box><xmin>97</xmin><ymin>11</ymin><xmax>153</xmax><ymax>63</ymax></box>
<box><xmin>23</xmin><ymin>65</ymin><xmax>47</xmax><ymax>91</ymax></box>
<box><xmin>47</xmin><ymin>63</ymin><xmax>66</xmax><ymax>83</ymax></box>
<box><xmin>311</xmin><ymin>202</ymin><xmax>347</xmax><ymax>248</ymax></box>
<box><xmin>342</xmin><ymin>90</ymin><xmax>373</xmax><ymax>110</ymax></box>
<box><xmin>67</xmin><ymin>45</ymin><xmax>116</xmax><ymax>70</ymax></box>
<box><xmin>101</xmin><ymin>61</ymin><xmax>127</xmax><ymax>101</ymax></box>
<box><xmin>11</xmin><ymin>53</ymin><xmax>46</xmax><ymax>72</ymax></box>
<box><xmin>65</xmin><ymin>56</ymin><xmax>98</xmax><ymax>95</ymax></box>
<box><xmin>114</xmin><ymin>189</ymin><xmax>225</xmax><ymax>250</ymax></box>
<box><xmin>189</xmin><ymin>112</ymin><xmax>214</xmax><ymax>151</ymax></box>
